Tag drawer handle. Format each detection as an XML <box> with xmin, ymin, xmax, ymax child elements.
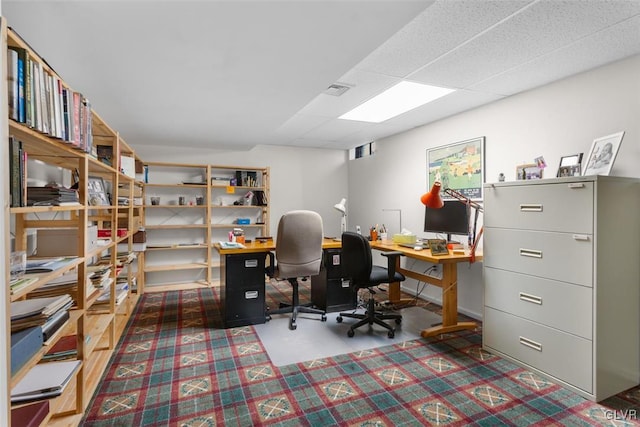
<box><xmin>572</xmin><ymin>234</ymin><xmax>590</xmax><ymax>242</ymax></box>
<box><xmin>519</xmin><ymin>204</ymin><xmax>543</xmax><ymax>212</ymax></box>
<box><xmin>245</xmin><ymin>290</ymin><xmax>259</xmax><ymax>299</ymax></box>
<box><xmin>519</xmin><ymin>248</ymin><xmax>542</xmax><ymax>258</ymax></box>
<box><xmin>245</xmin><ymin>259</ymin><xmax>258</xmax><ymax>268</ymax></box>
<box><xmin>568</xmin><ymin>183</ymin><xmax>585</xmax><ymax>189</ymax></box>
<box><xmin>519</xmin><ymin>336</ymin><xmax>542</xmax><ymax>352</ymax></box>
<box><xmin>519</xmin><ymin>292</ymin><xmax>542</xmax><ymax>305</ymax></box>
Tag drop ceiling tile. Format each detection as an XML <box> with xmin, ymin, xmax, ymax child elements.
<box><xmin>470</xmin><ymin>15</ymin><xmax>640</xmax><ymax>95</ymax></box>
<box><xmin>409</xmin><ymin>0</ymin><xmax>640</xmax><ymax>89</ymax></box>
<box><xmin>302</xmin><ymin>118</ymin><xmax>370</xmax><ymax>141</ymax></box>
<box><xmin>355</xmin><ymin>0</ymin><xmax>534</xmax><ymax>78</ymax></box>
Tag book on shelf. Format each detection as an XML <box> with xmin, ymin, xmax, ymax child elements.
<box><xmin>10</xmin><ymin>399</ymin><xmax>49</xmax><ymax>427</ymax></box>
<box><xmin>10</xmin><ymin>326</ymin><xmax>43</xmax><ymax>376</ymax></box>
<box><xmin>27</xmin><ymin>186</ymin><xmax>79</xmax><ymax>206</ymax></box>
<box><xmin>10</xmin><ymin>294</ymin><xmax>73</xmax><ymax>321</ymax></box>
<box><xmin>10</xmin><ymin>276</ymin><xmax>39</xmax><ymax>295</ymax></box>
<box><xmin>11</xmin><ymin>359</ymin><xmax>81</xmax><ymax>403</ymax></box>
<box><xmin>7</xmin><ymin>48</ymin><xmax>18</xmax><ymax>121</ymax></box>
<box><xmin>43</xmin><ymin>334</ymin><xmax>83</xmax><ymax>362</ymax></box>
<box><xmin>42</xmin><ymin>308</ymin><xmax>71</xmax><ymax>343</ymax></box>
<box><xmin>9</xmin><ymin>136</ymin><xmax>26</xmax><ymax>207</ymax></box>
<box><xmin>24</xmin><ymin>256</ymin><xmax>77</xmax><ymax>274</ymax></box>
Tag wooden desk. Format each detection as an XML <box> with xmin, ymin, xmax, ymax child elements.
<box><xmin>214</xmin><ymin>238</ymin><xmax>340</xmax><ymax>255</ymax></box>
<box><xmin>371</xmin><ymin>240</ymin><xmax>481</xmax><ymax>338</ymax></box>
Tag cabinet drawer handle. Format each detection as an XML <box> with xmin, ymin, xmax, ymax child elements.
<box><xmin>568</xmin><ymin>183</ymin><xmax>585</xmax><ymax>189</ymax></box>
<box><xmin>572</xmin><ymin>234</ymin><xmax>590</xmax><ymax>242</ymax></box>
<box><xmin>245</xmin><ymin>259</ymin><xmax>258</xmax><ymax>268</ymax></box>
<box><xmin>519</xmin><ymin>292</ymin><xmax>542</xmax><ymax>305</ymax></box>
<box><xmin>519</xmin><ymin>204</ymin><xmax>543</xmax><ymax>212</ymax></box>
<box><xmin>519</xmin><ymin>336</ymin><xmax>542</xmax><ymax>352</ymax></box>
<box><xmin>519</xmin><ymin>248</ymin><xmax>542</xmax><ymax>258</ymax></box>
<box><xmin>245</xmin><ymin>290</ymin><xmax>259</xmax><ymax>299</ymax></box>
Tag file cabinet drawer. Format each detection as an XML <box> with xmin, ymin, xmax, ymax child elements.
<box><xmin>484</xmin><ymin>268</ymin><xmax>592</xmax><ymax>339</ymax></box>
<box><xmin>484</xmin><ymin>308</ymin><xmax>592</xmax><ymax>393</ymax></box>
<box><xmin>484</xmin><ymin>228</ymin><xmax>593</xmax><ymax>287</ymax></box>
<box><xmin>484</xmin><ymin>181</ymin><xmax>593</xmax><ymax>233</ymax></box>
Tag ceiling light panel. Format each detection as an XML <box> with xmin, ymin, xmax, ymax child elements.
<box><xmin>339</xmin><ymin>81</ymin><xmax>455</xmax><ymax>123</ymax></box>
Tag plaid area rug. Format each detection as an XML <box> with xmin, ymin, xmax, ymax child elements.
<box><xmin>82</xmin><ymin>286</ymin><xmax>640</xmax><ymax>426</ymax></box>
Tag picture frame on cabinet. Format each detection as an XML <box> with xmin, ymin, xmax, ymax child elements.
<box><xmin>516</xmin><ymin>163</ymin><xmax>543</xmax><ymax>180</ymax></box>
<box><xmin>556</xmin><ymin>153</ymin><xmax>583</xmax><ymax>177</ymax></box>
<box><xmin>87</xmin><ymin>176</ymin><xmax>110</xmax><ymax>206</ymax></box>
<box><xmin>583</xmin><ymin>131</ymin><xmax>624</xmax><ymax>176</ymax></box>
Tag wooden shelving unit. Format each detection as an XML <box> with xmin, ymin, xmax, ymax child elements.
<box><xmin>142</xmin><ymin>162</ymin><xmax>269</xmax><ymax>287</ymax></box>
<box><xmin>2</xmin><ymin>22</ymin><xmax>144</xmax><ymax>426</ymax></box>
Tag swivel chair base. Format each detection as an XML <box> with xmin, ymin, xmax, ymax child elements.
<box><xmin>336</xmin><ymin>290</ymin><xmax>401</xmax><ymax>338</ymax></box>
<box><xmin>268</xmin><ymin>278</ymin><xmax>327</xmax><ymax>330</ymax></box>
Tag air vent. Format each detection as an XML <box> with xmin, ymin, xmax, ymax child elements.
<box><xmin>324</xmin><ymin>83</ymin><xmax>352</xmax><ymax>96</ymax></box>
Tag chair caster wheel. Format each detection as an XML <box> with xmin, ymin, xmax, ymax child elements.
<box><xmin>395</xmin><ymin>318</ymin><xmax>402</xmax><ymax>325</ymax></box>
<box><xmin>336</xmin><ymin>316</ymin><xmax>343</xmax><ymax>323</ymax></box>
<box><xmin>321</xmin><ymin>314</ymin><xmax>327</xmax><ymax>322</ymax></box>
<box><xmin>289</xmin><ymin>321</ymin><xmax>297</xmax><ymax>330</ymax></box>
<box><xmin>347</xmin><ymin>329</ymin><xmax>355</xmax><ymax>338</ymax></box>
<box><xmin>388</xmin><ymin>330</ymin><xmax>395</xmax><ymax>338</ymax></box>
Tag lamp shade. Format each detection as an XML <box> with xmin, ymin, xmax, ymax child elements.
<box><xmin>421</xmin><ymin>182</ymin><xmax>444</xmax><ymax>208</ymax></box>
<box><xmin>334</xmin><ymin>198</ymin><xmax>347</xmax><ymax>214</ymax></box>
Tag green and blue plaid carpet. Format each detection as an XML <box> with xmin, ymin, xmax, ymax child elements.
<box><xmin>82</xmin><ymin>286</ymin><xmax>639</xmax><ymax>426</ymax></box>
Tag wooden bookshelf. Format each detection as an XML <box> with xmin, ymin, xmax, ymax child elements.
<box><xmin>3</xmin><ymin>22</ymin><xmax>144</xmax><ymax>426</ymax></box>
<box><xmin>142</xmin><ymin>162</ymin><xmax>270</xmax><ymax>288</ymax></box>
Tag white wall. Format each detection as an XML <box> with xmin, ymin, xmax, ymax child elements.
<box><xmin>135</xmin><ymin>144</ymin><xmax>349</xmax><ymax>239</ymax></box>
<box><xmin>348</xmin><ymin>54</ymin><xmax>640</xmax><ymax>319</ymax></box>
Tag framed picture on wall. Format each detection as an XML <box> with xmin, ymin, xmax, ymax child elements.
<box><xmin>582</xmin><ymin>131</ymin><xmax>624</xmax><ymax>176</ymax></box>
<box><xmin>427</xmin><ymin>137</ymin><xmax>485</xmax><ymax>201</ymax></box>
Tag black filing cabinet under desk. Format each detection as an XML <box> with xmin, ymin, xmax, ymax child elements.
<box><xmin>220</xmin><ymin>252</ymin><xmax>267</xmax><ymax>327</ymax></box>
<box><xmin>311</xmin><ymin>248</ymin><xmax>356</xmax><ymax>312</ymax></box>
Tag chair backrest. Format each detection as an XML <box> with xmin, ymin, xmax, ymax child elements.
<box><xmin>275</xmin><ymin>210</ymin><xmax>323</xmax><ymax>278</ymax></box>
<box><xmin>341</xmin><ymin>231</ymin><xmax>372</xmax><ymax>286</ymax></box>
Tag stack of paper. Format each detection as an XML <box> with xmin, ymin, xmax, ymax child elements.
<box><xmin>11</xmin><ymin>360</ymin><xmax>81</xmax><ymax>403</ymax></box>
<box><xmin>11</xmin><ymin>294</ymin><xmax>73</xmax><ymax>333</ymax></box>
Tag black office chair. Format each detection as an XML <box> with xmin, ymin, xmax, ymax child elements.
<box><xmin>266</xmin><ymin>210</ymin><xmax>327</xmax><ymax>330</ymax></box>
<box><xmin>337</xmin><ymin>231</ymin><xmax>404</xmax><ymax>338</ymax></box>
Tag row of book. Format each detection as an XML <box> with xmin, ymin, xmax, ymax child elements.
<box><xmin>7</xmin><ymin>45</ymin><xmax>93</xmax><ymax>153</ymax></box>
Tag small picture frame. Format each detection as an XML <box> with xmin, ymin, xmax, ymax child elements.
<box><xmin>516</xmin><ymin>164</ymin><xmax>543</xmax><ymax>180</ymax></box>
<box><xmin>428</xmin><ymin>239</ymin><xmax>449</xmax><ymax>256</ymax></box>
<box><xmin>583</xmin><ymin>131</ymin><xmax>625</xmax><ymax>176</ymax></box>
<box><xmin>87</xmin><ymin>176</ymin><xmax>110</xmax><ymax>206</ymax></box>
<box><xmin>556</xmin><ymin>153</ymin><xmax>583</xmax><ymax>177</ymax></box>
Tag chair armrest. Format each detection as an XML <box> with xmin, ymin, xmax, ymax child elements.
<box><xmin>381</xmin><ymin>251</ymin><xmax>404</xmax><ymax>279</ymax></box>
<box><xmin>265</xmin><ymin>252</ymin><xmax>275</xmax><ymax>277</ymax></box>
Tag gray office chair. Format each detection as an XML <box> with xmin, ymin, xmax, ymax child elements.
<box><xmin>267</xmin><ymin>210</ymin><xmax>327</xmax><ymax>330</ymax></box>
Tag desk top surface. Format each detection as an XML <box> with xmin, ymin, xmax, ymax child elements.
<box><xmin>214</xmin><ymin>238</ymin><xmax>341</xmax><ymax>254</ymax></box>
<box><xmin>214</xmin><ymin>237</ymin><xmax>480</xmax><ymax>263</ymax></box>
<box><xmin>371</xmin><ymin>240</ymin><xmax>482</xmax><ymax>264</ymax></box>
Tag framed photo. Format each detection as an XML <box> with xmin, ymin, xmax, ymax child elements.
<box><xmin>556</xmin><ymin>153</ymin><xmax>583</xmax><ymax>177</ymax></box>
<box><xmin>583</xmin><ymin>131</ymin><xmax>624</xmax><ymax>176</ymax></box>
<box><xmin>516</xmin><ymin>164</ymin><xmax>543</xmax><ymax>180</ymax></box>
<box><xmin>87</xmin><ymin>176</ymin><xmax>110</xmax><ymax>206</ymax></box>
<box><xmin>428</xmin><ymin>239</ymin><xmax>449</xmax><ymax>256</ymax></box>
<box><xmin>427</xmin><ymin>137</ymin><xmax>485</xmax><ymax>201</ymax></box>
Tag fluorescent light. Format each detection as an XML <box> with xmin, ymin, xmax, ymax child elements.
<box><xmin>339</xmin><ymin>81</ymin><xmax>455</xmax><ymax>123</ymax></box>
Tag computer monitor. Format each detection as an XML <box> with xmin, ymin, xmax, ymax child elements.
<box><xmin>424</xmin><ymin>200</ymin><xmax>469</xmax><ymax>243</ymax></box>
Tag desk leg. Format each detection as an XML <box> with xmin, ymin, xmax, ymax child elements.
<box><xmin>386</xmin><ymin>256</ymin><xmax>416</xmax><ymax>307</ymax></box>
<box><xmin>420</xmin><ymin>263</ymin><xmax>476</xmax><ymax>338</ymax></box>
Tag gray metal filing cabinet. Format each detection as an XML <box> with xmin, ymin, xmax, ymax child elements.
<box><xmin>483</xmin><ymin>176</ymin><xmax>640</xmax><ymax>401</ymax></box>
<box><xmin>220</xmin><ymin>252</ymin><xmax>267</xmax><ymax>327</ymax></box>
